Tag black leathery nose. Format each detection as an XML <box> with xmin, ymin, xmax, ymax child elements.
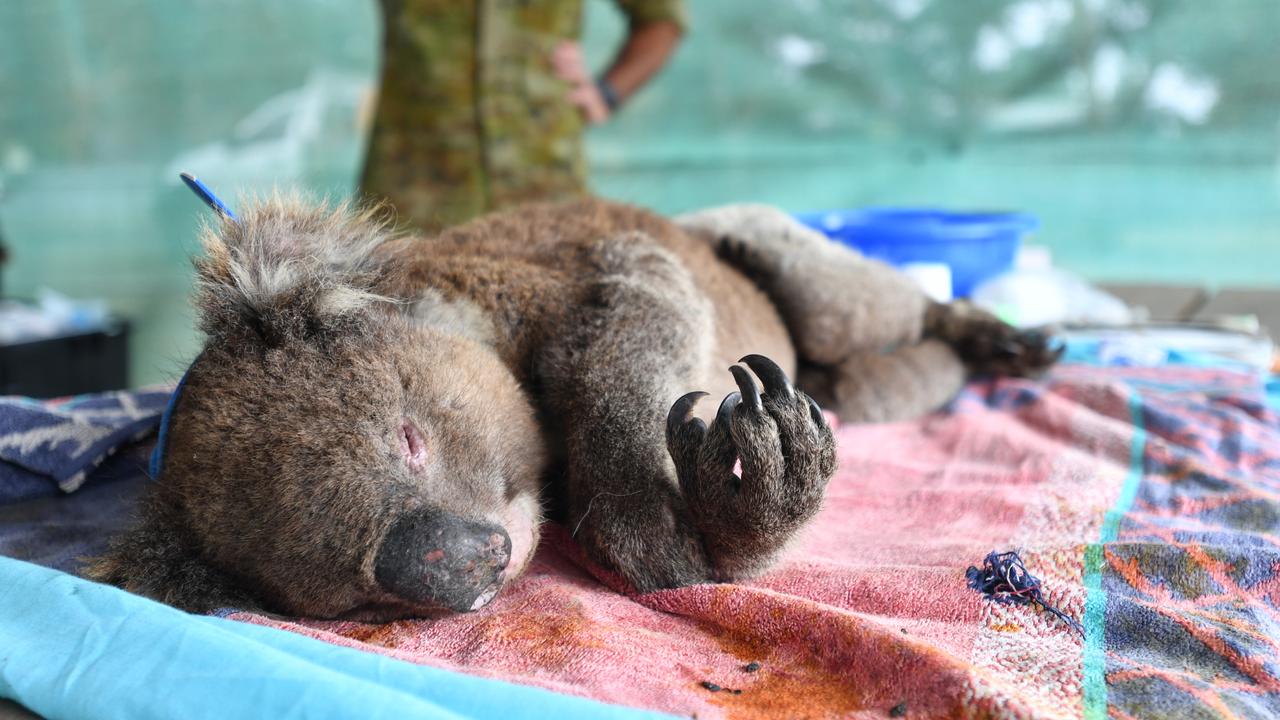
<box><xmin>375</xmin><ymin>508</ymin><xmax>512</xmax><ymax>613</ymax></box>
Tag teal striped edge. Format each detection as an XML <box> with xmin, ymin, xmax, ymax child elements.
<box><xmin>1081</xmin><ymin>389</ymin><xmax>1146</xmax><ymax>718</ymax></box>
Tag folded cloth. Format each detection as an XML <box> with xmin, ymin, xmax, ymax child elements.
<box><xmin>0</xmin><ymin>387</ymin><xmax>171</xmax><ymax>500</ymax></box>
<box><xmin>0</xmin><ymin>556</ymin><xmax>673</xmax><ymax>720</ymax></box>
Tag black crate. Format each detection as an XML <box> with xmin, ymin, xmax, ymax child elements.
<box><xmin>0</xmin><ymin>323</ymin><xmax>130</xmax><ymax>398</ymax></box>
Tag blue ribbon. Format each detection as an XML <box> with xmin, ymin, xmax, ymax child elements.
<box><xmin>152</xmin><ymin>173</ymin><xmax>238</xmax><ymax>479</ymax></box>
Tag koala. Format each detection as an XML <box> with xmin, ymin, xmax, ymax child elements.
<box><xmin>87</xmin><ymin>196</ymin><xmax>1059</xmax><ymax>620</ymax></box>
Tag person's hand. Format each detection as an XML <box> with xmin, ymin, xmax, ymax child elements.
<box><xmin>551</xmin><ymin>40</ymin><xmax>611</xmax><ymax>125</ymax></box>
<box><xmin>566</xmin><ymin>82</ymin><xmax>611</xmax><ymax>125</ymax></box>
<box><xmin>551</xmin><ymin>41</ymin><xmax>589</xmax><ymax>85</ymax></box>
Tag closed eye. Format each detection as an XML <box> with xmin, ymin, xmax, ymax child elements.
<box><xmin>399</xmin><ymin>418</ymin><xmax>429</xmax><ymax>471</ymax></box>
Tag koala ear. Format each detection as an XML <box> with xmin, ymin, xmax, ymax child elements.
<box><xmin>194</xmin><ymin>194</ymin><xmax>400</xmax><ymax>344</ymax></box>
<box><xmin>83</xmin><ymin>495</ymin><xmax>256</xmax><ymax>613</ymax></box>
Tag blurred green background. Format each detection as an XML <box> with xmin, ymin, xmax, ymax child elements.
<box><xmin>1</xmin><ymin>0</ymin><xmax>1277</xmax><ymax>385</ymax></box>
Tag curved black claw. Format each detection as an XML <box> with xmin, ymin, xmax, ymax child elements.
<box><xmin>739</xmin><ymin>354</ymin><xmax>794</xmax><ymax>399</ymax></box>
<box><xmin>716</xmin><ymin>391</ymin><xmax>743</xmax><ymax>427</ymax></box>
<box><xmin>806</xmin><ymin>395</ymin><xmax>825</xmax><ymax>425</ymax></box>
<box><xmin>667</xmin><ymin>391</ymin><xmax>709</xmax><ymax>440</ymax></box>
<box><xmin>728</xmin><ymin>365</ymin><xmax>763</xmax><ymax>412</ymax></box>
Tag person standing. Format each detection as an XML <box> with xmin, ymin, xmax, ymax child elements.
<box><xmin>360</xmin><ymin>0</ymin><xmax>685</xmax><ymax>231</ymax></box>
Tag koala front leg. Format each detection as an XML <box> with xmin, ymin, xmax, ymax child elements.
<box><xmin>544</xmin><ymin>255</ymin><xmax>711</xmax><ymax>589</ymax></box>
<box><xmin>542</xmin><ymin>235</ymin><xmax>833</xmax><ymax>590</ymax></box>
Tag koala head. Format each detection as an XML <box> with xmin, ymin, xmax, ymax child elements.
<box><xmin>88</xmin><ymin>197</ymin><xmax>546</xmax><ymax>620</ymax></box>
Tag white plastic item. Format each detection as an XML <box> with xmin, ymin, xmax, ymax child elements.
<box><xmin>900</xmin><ymin>262</ymin><xmax>953</xmax><ymax>302</ymax></box>
<box><xmin>970</xmin><ymin>267</ymin><xmax>1133</xmax><ymax>328</ymax></box>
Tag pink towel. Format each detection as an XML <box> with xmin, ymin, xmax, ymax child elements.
<box><xmin>227</xmin><ymin>366</ymin><xmax>1280</xmax><ymax>718</ymax></box>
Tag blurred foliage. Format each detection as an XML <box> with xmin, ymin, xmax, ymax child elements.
<box><xmin>708</xmin><ymin>0</ymin><xmax>1277</xmax><ymax>143</ymax></box>
<box><xmin>582</xmin><ymin>0</ymin><xmax>1280</xmax><ymax>282</ymax></box>
<box><xmin>587</xmin><ymin>0</ymin><xmax>1279</xmax><ymax>155</ymax></box>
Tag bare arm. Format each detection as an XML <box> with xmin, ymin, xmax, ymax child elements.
<box><xmin>552</xmin><ymin>17</ymin><xmax>685</xmax><ymax>124</ymax></box>
<box><xmin>600</xmin><ymin>20</ymin><xmax>683</xmax><ymax>104</ymax></box>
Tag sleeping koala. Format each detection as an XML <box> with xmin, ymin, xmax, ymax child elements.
<box><xmin>87</xmin><ymin>197</ymin><xmax>1058</xmax><ymax>620</ymax></box>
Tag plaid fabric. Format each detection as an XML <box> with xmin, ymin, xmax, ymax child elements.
<box><xmin>959</xmin><ymin>364</ymin><xmax>1280</xmax><ymax>718</ymax></box>
<box><xmin>0</xmin><ymin>388</ymin><xmax>169</xmax><ymax>500</ymax></box>
<box><xmin>1078</xmin><ymin>366</ymin><xmax>1280</xmax><ymax>718</ymax></box>
<box><xmin>226</xmin><ymin>364</ymin><xmax>1280</xmax><ymax>719</ymax></box>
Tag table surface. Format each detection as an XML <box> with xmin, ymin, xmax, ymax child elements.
<box><xmin>1099</xmin><ymin>284</ymin><xmax>1280</xmax><ymax>337</ymax></box>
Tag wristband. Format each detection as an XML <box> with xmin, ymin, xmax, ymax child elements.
<box><xmin>596</xmin><ymin>77</ymin><xmax>621</xmax><ymax>112</ymax></box>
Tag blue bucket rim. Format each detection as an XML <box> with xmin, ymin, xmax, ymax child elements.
<box><xmin>795</xmin><ymin>208</ymin><xmax>1038</xmax><ymax>238</ymax></box>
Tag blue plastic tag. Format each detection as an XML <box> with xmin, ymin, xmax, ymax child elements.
<box><xmin>179</xmin><ymin>171</ymin><xmax>238</xmax><ymax>221</ymax></box>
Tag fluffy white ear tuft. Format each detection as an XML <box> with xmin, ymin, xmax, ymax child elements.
<box><xmin>194</xmin><ymin>192</ymin><xmax>400</xmax><ymax>340</ymax></box>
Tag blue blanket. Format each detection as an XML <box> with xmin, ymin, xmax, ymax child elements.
<box><xmin>0</xmin><ymin>557</ymin><xmax>671</xmax><ymax>720</ymax></box>
<box><xmin>0</xmin><ymin>388</ymin><xmax>170</xmax><ymax>501</ymax></box>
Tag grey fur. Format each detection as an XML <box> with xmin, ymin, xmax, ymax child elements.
<box><xmin>87</xmin><ymin>196</ymin><xmax>1057</xmax><ymax>619</ymax></box>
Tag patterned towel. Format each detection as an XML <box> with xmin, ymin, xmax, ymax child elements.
<box><xmin>0</xmin><ymin>388</ymin><xmax>170</xmax><ymax>500</ymax></box>
<box><xmin>227</xmin><ymin>365</ymin><xmax>1280</xmax><ymax>719</ymax></box>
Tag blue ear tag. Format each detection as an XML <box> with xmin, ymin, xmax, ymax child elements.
<box><xmin>150</xmin><ymin>173</ymin><xmax>238</xmax><ymax>479</ymax></box>
<box><xmin>179</xmin><ymin>172</ymin><xmax>239</xmax><ymax>221</ymax></box>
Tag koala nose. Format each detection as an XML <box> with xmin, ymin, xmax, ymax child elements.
<box><xmin>375</xmin><ymin>509</ymin><xmax>512</xmax><ymax>612</ymax></box>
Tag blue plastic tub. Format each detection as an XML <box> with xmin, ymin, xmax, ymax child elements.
<box><xmin>794</xmin><ymin>208</ymin><xmax>1037</xmax><ymax>297</ymax></box>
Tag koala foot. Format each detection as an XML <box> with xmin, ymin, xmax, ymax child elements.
<box><xmin>666</xmin><ymin>355</ymin><xmax>837</xmax><ymax>580</ymax></box>
<box><xmin>927</xmin><ymin>301</ymin><xmax>1064</xmax><ymax>378</ymax></box>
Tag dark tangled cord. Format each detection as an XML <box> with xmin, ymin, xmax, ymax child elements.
<box><xmin>966</xmin><ymin>550</ymin><xmax>1084</xmax><ymax>636</ymax></box>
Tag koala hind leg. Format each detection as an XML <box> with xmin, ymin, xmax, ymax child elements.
<box><xmin>677</xmin><ymin>205</ymin><xmax>1062</xmax><ymax>423</ymax></box>
<box><xmin>924</xmin><ymin>300</ymin><xmax>1064</xmax><ymax>378</ymax></box>
<box><xmin>797</xmin><ymin>339</ymin><xmax>967</xmax><ymax>424</ymax></box>
<box><xmin>676</xmin><ymin>204</ymin><xmax>930</xmax><ymax>366</ymax></box>
<box><xmin>793</xmin><ymin>306</ymin><xmax>1061</xmax><ymax>422</ymax></box>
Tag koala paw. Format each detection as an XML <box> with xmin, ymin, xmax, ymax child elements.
<box><xmin>665</xmin><ymin>354</ymin><xmax>836</xmax><ymax>580</ymax></box>
<box><xmin>929</xmin><ymin>301</ymin><xmax>1064</xmax><ymax>378</ymax></box>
